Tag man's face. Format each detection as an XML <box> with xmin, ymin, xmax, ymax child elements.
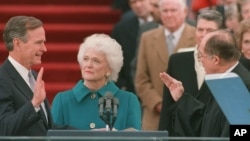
<box><xmin>17</xmin><ymin>27</ymin><xmax>47</xmax><ymax>69</ymax></box>
<box><xmin>241</xmin><ymin>31</ymin><xmax>250</xmax><ymax>59</ymax></box>
<box><xmin>149</xmin><ymin>0</ymin><xmax>161</xmax><ymax>23</ymax></box>
<box><xmin>196</xmin><ymin>19</ymin><xmax>218</xmax><ymax>44</ymax></box>
<box><xmin>159</xmin><ymin>0</ymin><xmax>187</xmax><ymax>32</ymax></box>
<box><xmin>129</xmin><ymin>0</ymin><xmax>151</xmax><ymax>19</ymax></box>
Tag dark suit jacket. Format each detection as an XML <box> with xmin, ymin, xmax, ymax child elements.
<box><xmin>240</xmin><ymin>56</ymin><xmax>250</xmax><ymax>71</ymax></box>
<box><xmin>158</xmin><ymin>51</ymin><xmax>199</xmax><ymax>134</ymax></box>
<box><xmin>111</xmin><ymin>10</ymin><xmax>139</xmax><ymax>93</ymax></box>
<box><xmin>0</xmin><ymin>59</ymin><xmax>53</xmax><ymax>136</ymax></box>
<box><xmin>159</xmin><ymin>62</ymin><xmax>250</xmax><ymax>137</ymax></box>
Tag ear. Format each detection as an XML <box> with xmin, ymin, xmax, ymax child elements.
<box><xmin>213</xmin><ymin>55</ymin><xmax>220</xmax><ymax>65</ymax></box>
<box><xmin>13</xmin><ymin>38</ymin><xmax>21</xmax><ymax>51</ymax></box>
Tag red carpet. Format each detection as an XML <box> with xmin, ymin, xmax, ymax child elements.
<box><xmin>0</xmin><ymin>0</ymin><xmax>121</xmax><ymax>104</ymax></box>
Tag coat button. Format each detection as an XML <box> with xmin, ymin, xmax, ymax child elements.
<box><xmin>89</xmin><ymin>123</ymin><xmax>96</xmax><ymax>129</ymax></box>
<box><xmin>90</xmin><ymin>93</ymin><xmax>96</xmax><ymax>99</ymax></box>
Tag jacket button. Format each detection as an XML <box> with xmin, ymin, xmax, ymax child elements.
<box><xmin>89</xmin><ymin>123</ymin><xmax>96</xmax><ymax>129</ymax></box>
<box><xmin>90</xmin><ymin>93</ymin><xmax>96</xmax><ymax>99</ymax></box>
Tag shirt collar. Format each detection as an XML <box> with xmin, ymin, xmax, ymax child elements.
<box><xmin>138</xmin><ymin>15</ymin><xmax>153</xmax><ymax>26</ymax></box>
<box><xmin>164</xmin><ymin>23</ymin><xmax>185</xmax><ymax>38</ymax></box>
<box><xmin>225</xmin><ymin>61</ymin><xmax>239</xmax><ymax>73</ymax></box>
<box><xmin>8</xmin><ymin>56</ymin><xmax>30</xmax><ymax>84</ymax></box>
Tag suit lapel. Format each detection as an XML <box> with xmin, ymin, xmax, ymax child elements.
<box><xmin>4</xmin><ymin>60</ymin><xmax>33</xmax><ymax>100</ymax></box>
<box><xmin>152</xmin><ymin>27</ymin><xmax>169</xmax><ymax>65</ymax></box>
<box><xmin>175</xmin><ymin>24</ymin><xmax>196</xmax><ymax>52</ymax></box>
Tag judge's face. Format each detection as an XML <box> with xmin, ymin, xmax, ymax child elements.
<box><xmin>241</xmin><ymin>31</ymin><xmax>250</xmax><ymax>59</ymax></box>
<box><xmin>198</xmin><ymin>34</ymin><xmax>217</xmax><ymax>74</ymax></box>
<box><xmin>81</xmin><ymin>48</ymin><xmax>110</xmax><ymax>83</ymax></box>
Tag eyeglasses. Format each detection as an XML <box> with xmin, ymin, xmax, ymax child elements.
<box><xmin>197</xmin><ymin>51</ymin><xmax>213</xmax><ymax>60</ymax></box>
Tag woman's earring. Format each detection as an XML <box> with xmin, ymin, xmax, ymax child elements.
<box><xmin>105</xmin><ymin>72</ymin><xmax>110</xmax><ymax>77</ymax></box>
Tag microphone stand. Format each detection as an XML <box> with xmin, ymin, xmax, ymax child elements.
<box><xmin>99</xmin><ymin>92</ymin><xmax>119</xmax><ymax>131</ymax></box>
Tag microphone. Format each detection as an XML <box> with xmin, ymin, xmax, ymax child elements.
<box><xmin>113</xmin><ymin>98</ymin><xmax>119</xmax><ymax>118</ymax></box>
<box><xmin>98</xmin><ymin>97</ymin><xmax>104</xmax><ymax>116</ymax></box>
<box><xmin>104</xmin><ymin>92</ymin><xmax>113</xmax><ymax>116</ymax></box>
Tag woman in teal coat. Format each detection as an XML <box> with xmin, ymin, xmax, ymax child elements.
<box><xmin>51</xmin><ymin>33</ymin><xmax>141</xmax><ymax>131</ymax></box>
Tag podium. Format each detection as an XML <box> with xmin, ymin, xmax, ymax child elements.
<box><xmin>47</xmin><ymin>129</ymin><xmax>168</xmax><ymax>141</ymax></box>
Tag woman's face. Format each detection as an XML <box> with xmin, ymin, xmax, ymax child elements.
<box><xmin>241</xmin><ymin>32</ymin><xmax>250</xmax><ymax>59</ymax></box>
<box><xmin>241</xmin><ymin>2</ymin><xmax>250</xmax><ymax>20</ymax></box>
<box><xmin>81</xmin><ymin>48</ymin><xmax>110</xmax><ymax>82</ymax></box>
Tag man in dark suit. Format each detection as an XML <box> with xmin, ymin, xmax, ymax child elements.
<box><xmin>158</xmin><ymin>10</ymin><xmax>224</xmax><ymax>135</ymax></box>
<box><xmin>159</xmin><ymin>29</ymin><xmax>250</xmax><ymax>137</ymax></box>
<box><xmin>111</xmin><ymin>0</ymin><xmax>152</xmax><ymax>93</ymax></box>
<box><xmin>130</xmin><ymin>0</ymin><xmax>161</xmax><ymax>83</ymax></box>
<box><xmin>0</xmin><ymin>16</ymin><xmax>53</xmax><ymax>136</ymax></box>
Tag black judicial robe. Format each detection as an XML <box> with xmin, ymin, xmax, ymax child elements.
<box><xmin>163</xmin><ymin>63</ymin><xmax>250</xmax><ymax>137</ymax></box>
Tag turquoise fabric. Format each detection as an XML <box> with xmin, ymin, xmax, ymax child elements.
<box><xmin>51</xmin><ymin>80</ymin><xmax>142</xmax><ymax>130</ymax></box>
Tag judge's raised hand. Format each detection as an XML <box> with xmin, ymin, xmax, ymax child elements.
<box><xmin>31</xmin><ymin>67</ymin><xmax>46</xmax><ymax>107</ymax></box>
<box><xmin>159</xmin><ymin>72</ymin><xmax>184</xmax><ymax>102</ymax></box>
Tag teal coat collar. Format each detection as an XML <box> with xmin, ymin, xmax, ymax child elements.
<box><xmin>72</xmin><ymin>80</ymin><xmax>120</xmax><ymax>102</ymax></box>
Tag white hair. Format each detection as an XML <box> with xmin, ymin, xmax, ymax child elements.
<box><xmin>159</xmin><ymin>0</ymin><xmax>187</xmax><ymax>9</ymax></box>
<box><xmin>77</xmin><ymin>33</ymin><xmax>123</xmax><ymax>82</ymax></box>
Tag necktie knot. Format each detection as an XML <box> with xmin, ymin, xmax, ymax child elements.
<box><xmin>168</xmin><ymin>34</ymin><xmax>174</xmax><ymax>40</ymax></box>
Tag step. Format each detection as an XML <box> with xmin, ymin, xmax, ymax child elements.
<box><xmin>32</xmin><ymin>62</ymin><xmax>81</xmax><ymax>82</ymax></box>
<box><xmin>0</xmin><ymin>23</ymin><xmax>115</xmax><ymax>43</ymax></box>
<box><xmin>0</xmin><ymin>5</ymin><xmax>121</xmax><ymax>24</ymax></box>
<box><xmin>0</xmin><ymin>0</ymin><xmax>114</xmax><ymax>5</ymax></box>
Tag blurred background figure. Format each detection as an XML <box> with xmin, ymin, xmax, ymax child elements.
<box><xmin>239</xmin><ymin>0</ymin><xmax>250</xmax><ymax>20</ymax></box>
<box><xmin>135</xmin><ymin>0</ymin><xmax>196</xmax><ymax>130</ymax></box>
<box><xmin>238</xmin><ymin>19</ymin><xmax>250</xmax><ymax>70</ymax></box>
<box><xmin>112</xmin><ymin>0</ymin><xmax>131</xmax><ymax>13</ymax></box>
<box><xmin>111</xmin><ymin>0</ymin><xmax>152</xmax><ymax>93</ymax></box>
<box><xmin>130</xmin><ymin>0</ymin><xmax>162</xmax><ymax>84</ymax></box>
<box><xmin>51</xmin><ymin>34</ymin><xmax>141</xmax><ymax>131</ymax></box>
<box><xmin>224</xmin><ymin>6</ymin><xmax>241</xmax><ymax>35</ymax></box>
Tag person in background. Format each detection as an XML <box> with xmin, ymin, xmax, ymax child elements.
<box><xmin>135</xmin><ymin>0</ymin><xmax>196</xmax><ymax>130</ymax></box>
<box><xmin>111</xmin><ymin>0</ymin><xmax>152</xmax><ymax>93</ymax></box>
<box><xmin>0</xmin><ymin>16</ymin><xmax>53</xmax><ymax>136</ymax></box>
<box><xmin>238</xmin><ymin>19</ymin><xmax>250</xmax><ymax>70</ymax></box>
<box><xmin>112</xmin><ymin>0</ymin><xmax>130</xmax><ymax>13</ymax></box>
<box><xmin>51</xmin><ymin>34</ymin><xmax>141</xmax><ymax>131</ymax></box>
<box><xmin>160</xmin><ymin>29</ymin><xmax>250</xmax><ymax>137</ymax></box>
<box><xmin>130</xmin><ymin>0</ymin><xmax>161</xmax><ymax>84</ymax></box>
<box><xmin>158</xmin><ymin>10</ymin><xmax>224</xmax><ymax>136</ymax></box>
<box><xmin>224</xmin><ymin>6</ymin><xmax>241</xmax><ymax>35</ymax></box>
<box><xmin>239</xmin><ymin>0</ymin><xmax>250</xmax><ymax>20</ymax></box>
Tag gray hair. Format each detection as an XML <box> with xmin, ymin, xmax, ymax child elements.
<box><xmin>77</xmin><ymin>33</ymin><xmax>123</xmax><ymax>82</ymax></box>
<box><xmin>197</xmin><ymin>10</ymin><xmax>224</xmax><ymax>29</ymax></box>
<box><xmin>3</xmin><ymin>16</ymin><xmax>43</xmax><ymax>51</ymax></box>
